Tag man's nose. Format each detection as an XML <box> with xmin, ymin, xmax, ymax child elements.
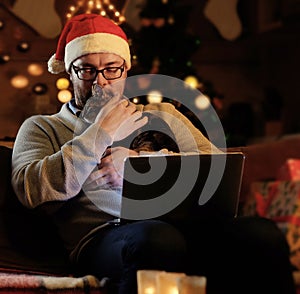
<box><xmin>92</xmin><ymin>83</ymin><xmax>103</xmax><ymax>97</ymax></box>
<box><xmin>95</xmin><ymin>72</ymin><xmax>108</xmax><ymax>88</ymax></box>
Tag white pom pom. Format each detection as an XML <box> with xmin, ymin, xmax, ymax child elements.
<box><xmin>47</xmin><ymin>54</ymin><xmax>65</xmax><ymax>74</ymax></box>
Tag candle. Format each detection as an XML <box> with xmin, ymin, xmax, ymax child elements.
<box><xmin>137</xmin><ymin>270</ymin><xmax>165</xmax><ymax>294</ymax></box>
<box><xmin>157</xmin><ymin>272</ymin><xmax>186</xmax><ymax>294</ymax></box>
<box><xmin>178</xmin><ymin>275</ymin><xmax>207</xmax><ymax>294</ymax></box>
<box><xmin>137</xmin><ymin>270</ymin><xmax>207</xmax><ymax>294</ymax></box>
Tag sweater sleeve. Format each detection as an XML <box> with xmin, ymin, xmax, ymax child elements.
<box><xmin>140</xmin><ymin>103</ymin><xmax>223</xmax><ymax>154</ymax></box>
<box><xmin>11</xmin><ymin>114</ymin><xmax>113</xmax><ymax>209</ymax></box>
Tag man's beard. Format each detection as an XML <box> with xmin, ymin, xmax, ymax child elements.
<box><xmin>91</xmin><ymin>84</ymin><xmax>116</xmax><ymax>107</ymax></box>
<box><xmin>80</xmin><ymin>84</ymin><xmax>122</xmax><ymax>123</ymax></box>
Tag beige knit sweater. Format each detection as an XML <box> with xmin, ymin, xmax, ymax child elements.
<box><xmin>11</xmin><ymin>102</ymin><xmax>222</xmax><ymax>251</ymax></box>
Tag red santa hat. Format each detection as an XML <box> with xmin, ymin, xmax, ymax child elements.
<box><xmin>48</xmin><ymin>14</ymin><xmax>131</xmax><ymax>74</ymax></box>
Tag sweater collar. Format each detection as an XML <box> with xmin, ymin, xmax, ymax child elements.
<box><xmin>68</xmin><ymin>98</ymin><xmax>81</xmax><ymax>117</ymax></box>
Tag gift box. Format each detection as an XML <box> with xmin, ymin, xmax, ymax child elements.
<box><xmin>242</xmin><ymin>180</ymin><xmax>300</xmax><ymax>270</ymax></box>
<box><xmin>277</xmin><ymin>159</ymin><xmax>300</xmax><ymax>181</ymax></box>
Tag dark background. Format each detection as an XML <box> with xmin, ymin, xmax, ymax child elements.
<box><xmin>0</xmin><ymin>0</ymin><xmax>299</xmax><ymax>146</ymax></box>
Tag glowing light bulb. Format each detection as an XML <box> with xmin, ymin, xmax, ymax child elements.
<box><xmin>184</xmin><ymin>75</ymin><xmax>198</xmax><ymax>89</ymax></box>
<box><xmin>27</xmin><ymin>63</ymin><xmax>43</xmax><ymax>76</ymax></box>
<box><xmin>11</xmin><ymin>75</ymin><xmax>29</xmax><ymax>89</ymax></box>
<box><xmin>147</xmin><ymin>90</ymin><xmax>163</xmax><ymax>104</ymax></box>
<box><xmin>57</xmin><ymin>89</ymin><xmax>72</xmax><ymax>103</ymax></box>
<box><xmin>194</xmin><ymin>94</ymin><xmax>211</xmax><ymax>110</ymax></box>
<box><xmin>56</xmin><ymin>78</ymin><xmax>70</xmax><ymax>90</ymax></box>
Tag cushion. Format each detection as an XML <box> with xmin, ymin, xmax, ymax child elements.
<box><xmin>0</xmin><ymin>271</ymin><xmax>105</xmax><ymax>293</ymax></box>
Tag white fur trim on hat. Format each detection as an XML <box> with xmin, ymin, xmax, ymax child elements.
<box><xmin>48</xmin><ymin>54</ymin><xmax>66</xmax><ymax>74</ymax></box>
<box><xmin>64</xmin><ymin>32</ymin><xmax>131</xmax><ymax>72</ymax></box>
<box><xmin>47</xmin><ymin>14</ymin><xmax>131</xmax><ymax>74</ymax></box>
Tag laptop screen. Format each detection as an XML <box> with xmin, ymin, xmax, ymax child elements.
<box><xmin>120</xmin><ymin>152</ymin><xmax>245</xmax><ymax>222</ymax></box>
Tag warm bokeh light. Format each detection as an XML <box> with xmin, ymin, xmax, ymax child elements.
<box><xmin>57</xmin><ymin>89</ymin><xmax>72</xmax><ymax>103</ymax></box>
<box><xmin>132</xmin><ymin>97</ymin><xmax>140</xmax><ymax>104</ymax></box>
<box><xmin>144</xmin><ymin>287</ymin><xmax>155</xmax><ymax>294</ymax></box>
<box><xmin>10</xmin><ymin>75</ymin><xmax>29</xmax><ymax>89</ymax></box>
<box><xmin>194</xmin><ymin>94</ymin><xmax>211</xmax><ymax>110</ymax></box>
<box><xmin>0</xmin><ymin>54</ymin><xmax>10</xmax><ymax>64</ymax></box>
<box><xmin>32</xmin><ymin>83</ymin><xmax>48</xmax><ymax>95</ymax></box>
<box><xmin>184</xmin><ymin>75</ymin><xmax>199</xmax><ymax>89</ymax></box>
<box><xmin>0</xmin><ymin>20</ymin><xmax>4</xmax><ymax>30</ymax></box>
<box><xmin>27</xmin><ymin>63</ymin><xmax>44</xmax><ymax>76</ymax></box>
<box><xmin>56</xmin><ymin>78</ymin><xmax>70</xmax><ymax>90</ymax></box>
<box><xmin>65</xmin><ymin>0</ymin><xmax>125</xmax><ymax>24</ymax></box>
<box><xmin>17</xmin><ymin>41</ymin><xmax>30</xmax><ymax>52</ymax></box>
<box><xmin>147</xmin><ymin>90</ymin><xmax>163</xmax><ymax>103</ymax></box>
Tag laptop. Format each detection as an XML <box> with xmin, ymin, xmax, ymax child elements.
<box><xmin>120</xmin><ymin>152</ymin><xmax>245</xmax><ymax>222</ymax></box>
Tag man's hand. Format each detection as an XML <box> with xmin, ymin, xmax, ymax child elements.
<box><xmin>96</xmin><ymin>98</ymin><xmax>148</xmax><ymax>142</ymax></box>
<box><xmin>84</xmin><ymin>147</ymin><xmax>138</xmax><ymax>189</ymax></box>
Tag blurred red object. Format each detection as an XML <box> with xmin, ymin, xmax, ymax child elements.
<box><xmin>277</xmin><ymin>159</ymin><xmax>300</xmax><ymax>181</ymax></box>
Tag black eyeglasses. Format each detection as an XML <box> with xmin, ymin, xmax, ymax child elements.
<box><xmin>72</xmin><ymin>61</ymin><xmax>125</xmax><ymax>81</ymax></box>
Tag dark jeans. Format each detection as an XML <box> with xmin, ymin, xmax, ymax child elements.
<box><xmin>75</xmin><ymin>216</ymin><xmax>296</xmax><ymax>294</ymax></box>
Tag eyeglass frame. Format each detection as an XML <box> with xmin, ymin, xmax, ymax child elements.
<box><xmin>72</xmin><ymin>60</ymin><xmax>125</xmax><ymax>81</ymax></box>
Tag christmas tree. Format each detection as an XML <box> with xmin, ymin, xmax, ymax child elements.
<box><xmin>123</xmin><ymin>0</ymin><xmax>200</xmax><ymax>78</ymax></box>
<box><xmin>121</xmin><ymin>0</ymin><xmax>225</xmax><ymax>146</ymax></box>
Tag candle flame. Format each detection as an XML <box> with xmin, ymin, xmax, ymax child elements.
<box><xmin>145</xmin><ymin>286</ymin><xmax>155</xmax><ymax>294</ymax></box>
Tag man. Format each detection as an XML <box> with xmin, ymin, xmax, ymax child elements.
<box><xmin>11</xmin><ymin>14</ymin><xmax>296</xmax><ymax>294</ymax></box>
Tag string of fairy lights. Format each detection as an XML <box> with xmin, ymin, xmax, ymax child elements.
<box><xmin>65</xmin><ymin>0</ymin><xmax>126</xmax><ymax>24</ymax></box>
<box><xmin>2</xmin><ymin>0</ymin><xmax>210</xmax><ymax>110</ymax></box>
